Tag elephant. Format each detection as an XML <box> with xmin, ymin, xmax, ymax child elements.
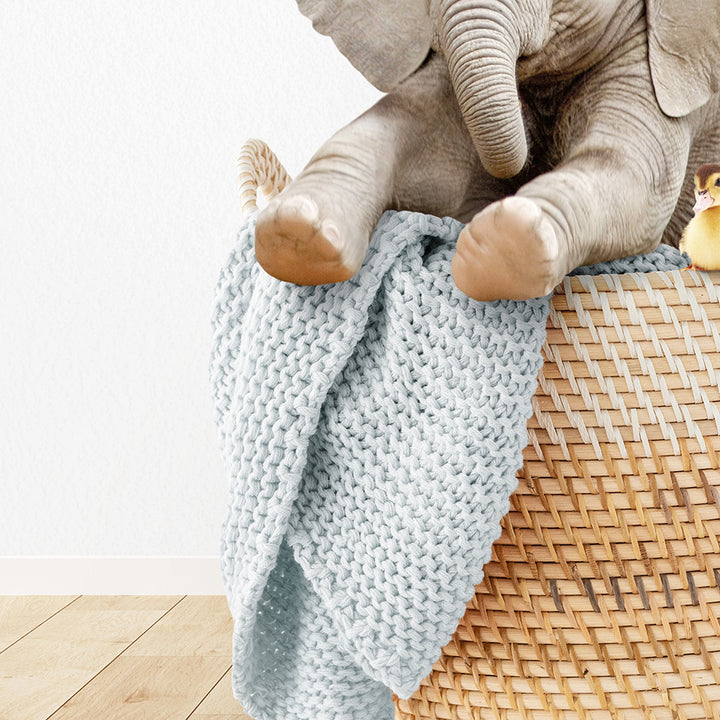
<box><xmin>254</xmin><ymin>0</ymin><xmax>720</xmax><ymax>301</ymax></box>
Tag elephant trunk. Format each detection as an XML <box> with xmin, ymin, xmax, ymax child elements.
<box><xmin>438</xmin><ymin>0</ymin><xmax>529</xmax><ymax>179</ymax></box>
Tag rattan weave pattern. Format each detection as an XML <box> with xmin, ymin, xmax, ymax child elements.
<box><xmin>236</xmin><ymin>140</ymin><xmax>720</xmax><ymax>720</ymax></box>
<box><xmin>394</xmin><ymin>269</ymin><xmax>720</xmax><ymax>720</ymax></box>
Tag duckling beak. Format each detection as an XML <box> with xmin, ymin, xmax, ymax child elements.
<box><xmin>693</xmin><ymin>189</ymin><xmax>715</xmax><ymax>214</ymax></box>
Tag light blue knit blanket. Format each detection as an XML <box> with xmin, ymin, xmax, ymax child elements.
<box><xmin>209</xmin><ymin>210</ymin><xmax>688</xmax><ymax>720</ymax></box>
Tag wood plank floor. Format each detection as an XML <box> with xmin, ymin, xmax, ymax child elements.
<box><xmin>0</xmin><ymin>596</ymin><xmax>254</xmax><ymax>720</ymax></box>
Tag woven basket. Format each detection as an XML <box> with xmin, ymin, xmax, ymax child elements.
<box><xmin>237</xmin><ymin>139</ymin><xmax>720</xmax><ymax>720</ymax></box>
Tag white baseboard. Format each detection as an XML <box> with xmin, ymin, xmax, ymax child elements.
<box><xmin>0</xmin><ymin>557</ymin><xmax>225</xmax><ymax>595</ymax></box>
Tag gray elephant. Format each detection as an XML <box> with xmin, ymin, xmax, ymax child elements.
<box><xmin>254</xmin><ymin>0</ymin><xmax>720</xmax><ymax>301</ymax></box>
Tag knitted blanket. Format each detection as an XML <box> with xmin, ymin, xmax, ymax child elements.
<box><xmin>209</xmin><ymin>210</ymin><xmax>688</xmax><ymax>720</ymax></box>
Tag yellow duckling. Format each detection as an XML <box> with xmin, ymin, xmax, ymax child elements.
<box><xmin>680</xmin><ymin>164</ymin><xmax>720</xmax><ymax>270</ymax></box>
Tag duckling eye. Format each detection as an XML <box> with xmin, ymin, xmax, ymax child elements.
<box><xmin>715</xmin><ymin>178</ymin><xmax>720</xmax><ymax>187</ymax></box>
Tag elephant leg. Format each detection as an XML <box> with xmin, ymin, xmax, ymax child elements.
<box><xmin>254</xmin><ymin>53</ymin><xmax>502</xmax><ymax>286</ymax></box>
<box><xmin>452</xmin><ymin>56</ymin><xmax>694</xmax><ymax>301</ymax></box>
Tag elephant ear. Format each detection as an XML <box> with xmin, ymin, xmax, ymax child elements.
<box><xmin>646</xmin><ymin>0</ymin><xmax>720</xmax><ymax>117</ymax></box>
<box><xmin>296</xmin><ymin>0</ymin><xmax>433</xmax><ymax>91</ymax></box>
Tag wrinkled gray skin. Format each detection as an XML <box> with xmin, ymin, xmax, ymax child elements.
<box><xmin>255</xmin><ymin>0</ymin><xmax>720</xmax><ymax>300</ymax></box>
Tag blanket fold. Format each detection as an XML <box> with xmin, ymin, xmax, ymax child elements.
<box><xmin>209</xmin><ymin>210</ymin><xmax>688</xmax><ymax>720</ymax></box>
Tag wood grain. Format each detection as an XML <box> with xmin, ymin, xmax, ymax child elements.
<box><xmin>47</xmin><ymin>596</ymin><xmax>236</xmax><ymax>719</ymax></box>
<box><xmin>48</xmin><ymin>655</ymin><xmax>230</xmax><ymax>719</ymax></box>
<box><xmin>0</xmin><ymin>596</ymin><xmax>182</xmax><ymax>720</ymax></box>
<box><xmin>187</xmin><ymin>668</ymin><xmax>254</xmax><ymax>719</ymax></box>
<box><xmin>122</xmin><ymin>595</ymin><xmax>231</xmax><ymax>658</ymax></box>
<box><xmin>0</xmin><ymin>596</ymin><xmax>78</xmax><ymax>652</ymax></box>
<box><xmin>0</xmin><ymin>596</ymin><xmax>253</xmax><ymax>720</ymax></box>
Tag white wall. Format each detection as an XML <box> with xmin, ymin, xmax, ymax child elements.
<box><xmin>0</xmin><ymin>0</ymin><xmax>382</xmax><ymax>584</ymax></box>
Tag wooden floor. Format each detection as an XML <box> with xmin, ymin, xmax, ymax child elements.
<box><xmin>0</xmin><ymin>596</ymin><xmax>253</xmax><ymax>720</ymax></box>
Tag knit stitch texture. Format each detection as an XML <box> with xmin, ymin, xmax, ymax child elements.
<box><xmin>209</xmin><ymin>210</ymin><xmax>689</xmax><ymax>720</ymax></box>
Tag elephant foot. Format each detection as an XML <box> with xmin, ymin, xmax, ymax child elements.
<box><xmin>255</xmin><ymin>176</ymin><xmax>380</xmax><ymax>286</ymax></box>
<box><xmin>451</xmin><ymin>196</ymin><xmax>565</xmax><ymax>301</ymax></box>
